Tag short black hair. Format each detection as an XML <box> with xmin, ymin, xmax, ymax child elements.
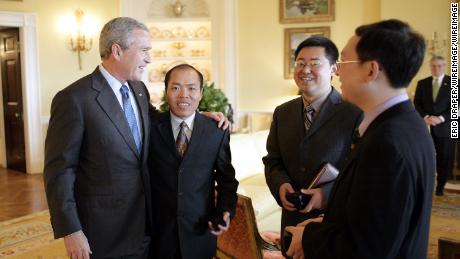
<box><xmin>355</xmin><ymin>19</ymin><xmax>425</xmax><ymax>88</ymax></box>
<box><xmin>164</xmin><ymin>64</ymin><xmax>204</xmax><ymax>92</ymax></box>
<box><xmin>294</xmin><ymin>35</ymin><xmax>339</xmax><ymax>65</ymax></box>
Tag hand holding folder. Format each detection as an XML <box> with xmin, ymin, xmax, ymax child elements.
<box><xmin>307</xmin><ymin>162</ymin><xmax>339</xmax><ymax>189</ymax></box>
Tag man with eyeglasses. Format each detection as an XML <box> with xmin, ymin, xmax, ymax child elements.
<box><xmin>263</xmin><ymin>36</ymin><xmax>362</xmax><ymax>256</ymax></box>
<box><xmin>414</xmin><ymin>56</ymin><xmax>453</xmax><ymax>196</ymax></box>
<box><xmin>285</xmin><ymin>19</ymin><xmax>435</xmax><ymax>259</ymax></box>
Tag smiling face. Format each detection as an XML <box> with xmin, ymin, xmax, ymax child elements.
<box><xmin>166</xmin><ymin>68</ymin><xmax>203</xmax><ymax>119</ymax></box>
<box><xmin>294</xmin><ymin>46</ymin><xmax>336</xmax><ymax>101</ymax></box>
<box><xmin>117</xmin><ymin>29</ymin><xmax>151</xmax><ymax>81</ymax></box>
<box><xmin>337</xmin><ymin>35</ymin><xmax>368</xmax><ymax>106</ymax></box>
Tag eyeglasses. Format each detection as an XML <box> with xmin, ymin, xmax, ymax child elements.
<box><xmin>294</xmin><ymin>59</ymin><xmax>322</xmax><ymax>70</ymax></box>
<box><xmin>336</xmin><ymin>60</ymin><xmax>360</xmax><ymax>70</ymax></box>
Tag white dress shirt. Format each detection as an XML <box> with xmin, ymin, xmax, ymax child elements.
<box><xmin>170</xmin><ymin>111</ymin><xmax>195</xmax><ymax>141</ymax></box>
<box><xmin>98</xmin><ymin>64</ymin><xmax>142</xmax><ymax>137</ymax></box>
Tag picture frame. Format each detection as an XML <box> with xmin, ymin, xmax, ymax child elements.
<box><xmin>280</xmin><ymin>0</ymin><xmax>335</xmax><ymax>23</ymax></box>
<box><xmin>284</xmin><ymin>27</ymin><xmax>330</xmax><ymax>79</ymax></box>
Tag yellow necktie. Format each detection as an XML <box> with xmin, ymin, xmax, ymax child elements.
<box><xmin>432</xmin><ymin>77</ymin><xmax>441</xmax><ymax>101</ymax></box>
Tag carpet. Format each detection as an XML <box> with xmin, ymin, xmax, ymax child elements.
<box><xmin>0</xmin><ymin>193</ymin><xmax>459</xmax><ymax>258</ymax></box>
<box><xmin>0</xmin><ymin>211</ymin><xmax>66</xmax><ymax>258</ymax></box>
<box><xmin>427</xmin><ymin>192</ymin><xmax>460</xmax><ymax>259</ymax></box>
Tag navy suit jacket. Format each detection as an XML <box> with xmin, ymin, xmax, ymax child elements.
<box><xmin>149</xmin><ymin>112</ymin><xmax>238</xmax><ymax>259</ymax></box>
<box><xmin>302</xmin><ymin>101</ymin><xmax>436</xmax><ymax>258</ymax></box>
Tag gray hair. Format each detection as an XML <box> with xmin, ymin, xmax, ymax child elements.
<box><xmin>99</xmin><ymin>17</ymin><xmax>149</xmax><ymax>59</ymax></box>
<box><xmin>430</xmin><ymin>55</ymin><xmax>446</xmax><ymax>62</ymax></box>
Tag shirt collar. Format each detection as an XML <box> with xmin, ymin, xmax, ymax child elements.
<box><xmin>433</xmin><ymin>74</ymin><xmax>445</xmax><ymax>83</ymax></box>
<box><xmin>302</xmin><ymin>87</ymin><xmax>331</xmax><ymax>113</ymax></box>
<box><xmin>99</xmin><ymin>64</ymin><xmax>128</xmax><ymax>92</ymax></box>
<box><xmin>170</xmin><ymin>111</ymin><xmax>196</xmax><ymax>131</ymax></box>
<box><xmin>358</xmin><ymin>93</ymin><xmax>409</xmax><ymax>136</ymax></box>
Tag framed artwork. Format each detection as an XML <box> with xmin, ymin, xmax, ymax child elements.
<box><xmin>280</xmin><ymin>0</ymin><xmax>335</xmax><ymax>23</ymax></box>
<box><xmin>284</xmin><ymin>26</ymin><xmax>330</xmax><ymax>79</ymax></box>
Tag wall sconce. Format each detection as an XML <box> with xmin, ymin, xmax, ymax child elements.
<box><xmin>427</xmin><ymin>31</ymin><xmax>447</xmax><ymax>57</ymax></box>
<box><xmin>59</xmin><ymin>9</ymin><xmax>97</xmax><ymax>70</ymax></box>
<box><xmin>287</xmin><ymin>0</ymin><xmax>316</xmax><ymax>15</ymax></box>
<box><xmin>70</xmin><ymin>10</ymin><xmax>92</xmax><ymax>70</ymax></box>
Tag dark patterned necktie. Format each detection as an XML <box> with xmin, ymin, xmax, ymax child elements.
<box><xmin>120</xmin><ymin>85</ymin><xmax>141</xmax><ymax>154</ymax></box>
<box><xmin>176</xmin><ymin>121</ymin><xmax>189</xmax><ymax>158</ymax></box>
<box><xmin>303</xmin><ymin>104</ymin><xmax>315</xmax><ymax>131</ymax></box>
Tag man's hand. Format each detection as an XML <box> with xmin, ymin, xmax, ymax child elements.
<box><xmin>201</xmin><ymin>112</ymin><xmax>231</xmax><ymax>130</ymax></box>
<box><xmin>285</xmin><ymin>226</ymin><xmax>305</xmax><ymax>259</ymax></box>
<box><xmin>209</xmin><ymin>211</ymin><xmax>231</xmax><ymax>236</ymax></box>
<box><xmin>63</xmin><ymin>230</ymin><xmax>92</xmax><ymax>259</ymax></box>
<box><xmin>424</xmin><ymin>115</ymin><xmax>442</xmax><ymax>126</ymax></box>
<box><xmin>279</xmin><ymin>183</ymin><xmax>296</xmax><ymax>211</ymax></box>
<box><xmin>297</xmin><ymin>216</ymin><xmax>323</xmax><ymax>227</ymax></box>
<box><xmin>299</xmin><ymin>188</ymin><xmax>324</xmax><ymax>213</ymax></box>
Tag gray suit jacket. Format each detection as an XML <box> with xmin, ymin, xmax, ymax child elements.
<box><xmin>263</xmin><ymin>88</ymin><xmax>362</xmax><ymax>246</ymax></box>
<box><xmin>44</xmin><ymin>67</ymin><xmax>153</xmax><ymax>257</ymax></box>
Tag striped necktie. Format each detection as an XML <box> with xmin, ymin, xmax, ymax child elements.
<box><xmin>303</xmin><ymin>104</ymin><xmax>315</xmax><ymax>131</ymax></box>
<box><xmin>176</xmin><ymin>121</ymin><xmax>189</xmax><ymax>158</ymax></box>
<box><xmin>120</xmin><ymin>85</ymin><xmax>142</xmax><ymax>154</ymax></box>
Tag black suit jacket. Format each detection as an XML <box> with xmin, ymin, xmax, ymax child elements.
<box><xmin>263</xmin><ymin>88</ymin><xmax>362</xmax><ymax>231</ymax></box>
<box><xmin>149</xmin><ymin>112</ymin><xmax>238</xmax><ymax>259</ymax></box>
<box><xmin>414</xmin><ymin>75</ymin><xmax>451</xmax><ymax>137</ymax></box>
<box><xmin>44</xmin><ymin>67</ymin><xmax>153</xmax><ymax>257</ymax></box>
<box><xmin>302</xmin><ymin>101</ymin><xmax>436</xmax><ymax>259</ymax></box>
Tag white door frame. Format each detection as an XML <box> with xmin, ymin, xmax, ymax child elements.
<box><xmin>0</xmin><ymin>11</ymin><xmax>43</xmax><ymax>174</ymax></box>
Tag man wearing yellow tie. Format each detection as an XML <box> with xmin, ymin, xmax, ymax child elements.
<box><xmin>414</xmin><ymin>55</ymin><xmax>453</xmax><ymax>196</ymax></box>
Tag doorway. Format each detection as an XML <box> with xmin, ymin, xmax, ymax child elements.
<box><xmin>0</xmin><ymin>28</ymin><xmax>26</xmax><ymax>173</ymax></box>
<box><xmin>0</xmin><ymin>12</ymin><xmax>42</xmax><ymax>174</ymax></box>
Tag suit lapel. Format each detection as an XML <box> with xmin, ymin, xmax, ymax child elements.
<box><xmin>181</xmin><ymin>112</ymin><xmax>205</xmax><ymax>163</ymax></box>
<box><xmin>92</xmin><ymin>69</ymin><xmax>140</xmax><ymax>158</ymax></box>
<box><xmin>434</xmin><ymin>76</ymin><xmax>450</xmax><ymax>103</ymax></box>
<box><xmin>155</xmin><ymin>113</ymin><xmax>179</xmax><ymax>158</ymax></box>
<box><xmin>326</xmin><ymin>135</ymin><xmax>362</xmax><ymax>212</ymax></box>
<box><xmin>292</xmin><ymin>97</ymin><xmax>305</xmax><ymax>141</ymax></box>
<box><xmin>305</xmin><ymin>88</ymin><xmax>343</xmax><ymax>138</ymax></box>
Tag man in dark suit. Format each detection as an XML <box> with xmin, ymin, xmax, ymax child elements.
<box><xmin>263</xmin><ymin>36</ymin><xmax>362</xmax><ymax>255</ymax></box>
<box><xmin>44</xmin><ymin>17</ymin><xmax>154</xmax><ymax>259</ymax></box>
<box><xmin>414</xmin><ymin>55</ymin><xmax>453</xmax><ymax>195</ymax></box>
<box><xmin>149</xmin><ymin>64</ymin><xmax>238</xmax><ymax>259</ymax></box>
<box><xmin>43</xmin><ymin>18</ymin><xmax>228</xmax><ymax>259</ymax></box>
<box><xmin>286</xmin><ymin>19</ymin><xmax>435</xmax><ymax>259</ymax></box>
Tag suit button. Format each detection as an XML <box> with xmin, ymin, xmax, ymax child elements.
<box><xmin>178</xmin><ymin>192</ymin><xmax>183</xmax><ymax>196</ymax></box>
<box><xmin>178</xmin><ymin>168</ymin><xmax>183</xmax><ymax>173</ymax></box>
<box><xmin>301</xmin><ymin>167</ymin><xmax>306</xmax><ymax>172</ymax></box>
